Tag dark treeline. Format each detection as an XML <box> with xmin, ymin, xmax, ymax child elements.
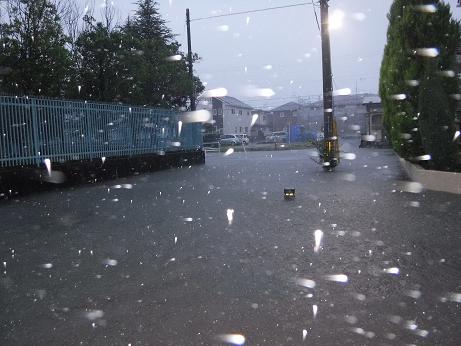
<box><xmin>0</xmin><ymin>0</ymin><xmax>203</xmax><ymax>109</ymax></box>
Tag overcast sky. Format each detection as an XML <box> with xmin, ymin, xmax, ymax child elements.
<box><xmin>87</xmin><ymin>0</ymin><xmax>461</xmax><ymax>109</ymax></box>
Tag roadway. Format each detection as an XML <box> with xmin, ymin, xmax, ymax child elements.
<box><xmin>1</xmin><ymin>139</ymin><xmax>460</xmax><ymax>345</ymax></box>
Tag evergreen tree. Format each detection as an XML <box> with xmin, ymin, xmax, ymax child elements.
<box><xmin>72</xmin><ymin>15</ymin><xmax>124</xmax><ymax>102</ymax></box>
<box><xmin>130</xmin><ymin>0</ymin><xmax>173</xmax><ymax>42</ymax></box>
<box><xmin>0</xmin><ymin>0</ymin><xmax>71</xmax><ymax>97</ymax></box>
<box><xmin>419</xmin><ymin>68</ymin><xmax>458</xmax><ymax>170</ymax></box>
<box><xmin>0</xmin><ymin>0</ymin><xmax>203</xmax><ymax>109</ymax></box>
<box><xmin>379</xmin><ymin>0</ymin><xmax>459</xmax><ymax>160</ymax></box>
<box><xmin>120</xmin><ymin>0</ymin><xmax>203</xmax><ymax>109</ymax></box>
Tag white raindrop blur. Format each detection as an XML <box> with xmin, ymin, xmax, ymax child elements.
<box><xmin>312</xmin><ymin>304</ymin><xmax>318</xmax><ymax>319</ymax></box>
<box><xmin>250</xmin><ymin>114</ymin><xmax>259</xmax><ymax>127</ymax></box>
<box><xmin>224</xmin><ymin>148</ymin><xmax>234</xmax><ymax>157</ymax></box>
<box><xmin>333</xmin><ymin>88</ymin><xmax>352</xmax><ymax>96</ymax></box>
<box><xmin>296</xmin><ymin>278</ymin><xmax>316</xmax><ymax>289</ymax></box>
<box><xmin>165</xmin><ymin>54</ymin><xmax>182</xmax><ymax>62</ymax></box>
<box><xmin>201</xmin><ymin>88</ymin><xmax>228</xmax><ymax>98</ymax></box>
<box><xmin>226</xmin><ymin>209</ymin><xmax>234</xmax><ymax>225</ymax></box>
<box><xmin>215</xmin><ymin>334</ymin><xmax>245</xmax><ymax>345</ymax></box>
<box><xmin>403</xmin><ymin>182</ymin><xmax>424</xmax><ymax>194</ymax></box>
<box><xmin>324</xmin><ymin>274</ymin><xmax>348</xmax><ymax>283</ymax></box>
<box><xmin>390</xmin><ymin>94</ymin><xmax>406</xmax><ymax>100</ymax></box>
<box><xmin>314</xmin><ymin>230</ymin><xmax>323</xmax><ymax>253</ymax></box>
<box><xmin>181</xmin><ymin>110</ymin><xmax>212</xmax><ymax>124</ymax></box>
<box><xmin>85</xmin><ymin>310</ymin><xmax>104</xmax><ymax>321</ymax></box>
<box><xmin>44</xmin><ymin>158</ymin><xmax>51</xmax><ymax>176</ymax></box>
<box><xmin>415</xmin><ymin>48</ymin><xmax>439</xmax><ymax>57</ymax></box>
<box><xmin>103</xmin><ymin>259</ymin><xmax>118</xmax><ymax>266</ymax></box>
<box><xmin>383</xmin><ymin>267</ymin><xmax>400</xmax><ymax>275</ymax></box>
<box><xmin>415</xmin><ymin>4</ymin><xmax>437</xmax><ymax>13</ymax></box>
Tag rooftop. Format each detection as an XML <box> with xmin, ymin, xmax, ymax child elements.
<box><xmin>363</xmin><ymin>96</ymin><xmax>381</xmax><ymax>104</ymax></box>
<box><xmin>216</xmin><ymin>96</ymin><xmax>253</xmax><ymax>110</ymax></box>
<box><xmin>272</xmin><ymin>102</ymin><xmax>302</xmax><ymax>112</ymax></box>
<box><xmin>307</xmin><ymin>93</ymin><xmax>380</xmax><ymax>108</ymax></box>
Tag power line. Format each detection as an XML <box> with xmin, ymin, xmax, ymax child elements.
<box><xmin>241</xmin><ymin>95</ymin><xmax>323</xmax><ymax>103</ymax></box>
<box><xmin>311</xmin><ymin>0</ymin><xmax>321</xmax><ymax>31</ymax></box>
<box><xmin>191</xmin><ymin>2</ymin><xmax>312</xmax><ymax>22</ymax></box>
<box><xmin>240</xmin><ymin>90</ymin><xmax>377</xmax><ymax>103</ymax></box>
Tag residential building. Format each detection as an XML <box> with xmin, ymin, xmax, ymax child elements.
<box><xmin>198</xmin><ymin>96</ymin><xmax>253</xmax><ymax>135</ymax></box>
<box><xmin>271</xmin><ymin>102</ymin><xmax>303</xmax><ymax>131</ymax></box>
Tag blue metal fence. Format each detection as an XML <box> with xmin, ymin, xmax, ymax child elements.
<box><xmin>0</xmin><ymin>96</ymin><xmax>202</xmax><ymax>168</ymax></box>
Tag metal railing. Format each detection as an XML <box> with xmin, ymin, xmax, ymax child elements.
<box><xmin>203</xmin><ymin>141</ymin><xmax>221</xmax><ymax>153</ymax></box>
<box><xmin>0</xmin><ymin>95</ymin><xmax>202</xmax><ymax>168</ymax></box>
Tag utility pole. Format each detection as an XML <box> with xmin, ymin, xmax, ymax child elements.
<box><xmin>186</xmin><ymin>9</ymin><xmax>196</xmax><ymax>111</ymax></box>
<box><xmin>319</xmin><ymin>0</ymin><xmax>339</xmax><ymax>170</ymax></box>
<box><xmin>320</xmin><ymin>0</ymin><xmax>333</xmax><ymax>140</ymax></box>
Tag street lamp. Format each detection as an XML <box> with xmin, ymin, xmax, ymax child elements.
<box><xmin>355</xmin><ymin>77</ymin><xmax>366</xmax><ymax>102</ymax></box>
<box><xmin>329</xmin><ymin>9</ymin><xmax>345</xmax><ymax>31</ymax></box>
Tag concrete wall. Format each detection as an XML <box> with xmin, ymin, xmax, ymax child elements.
<box><xmin>399</xmin><ymin>158</ymin><xmax>461</xmax><ymax>194</ymax></box>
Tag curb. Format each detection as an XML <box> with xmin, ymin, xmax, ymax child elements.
<box><xmin>398</xmin><ymin>157</ymin><xmax>461</xmax><ymax>194</ymax></box>
<box><xmin>205</xmin><ymin>144</ymin><xmax>315</xmax><ymax>153</ymax></box>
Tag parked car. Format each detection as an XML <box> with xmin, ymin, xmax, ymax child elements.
<box><xmin>203</xmin><ymin>133</ymin><xmax>220</xmax><ymax>148</ymax></box>
<box><xmin>219</xmin><ymin>134</ymin><xmax>242</xmax><ymax>145</ymax></box>
<box><xmin>236</xmin><ymin>134</ymin><xmax>250</xmax><ymax>145</ymax></box>
<box><xmin>267</xmin><ymin>131</ymin><xmax>288</xmax><ymax>143</ymax></box>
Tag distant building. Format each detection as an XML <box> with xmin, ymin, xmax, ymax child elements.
<box><xmin>198</xmin><ymin>96</ymin><xmax>253</xmax><ymax>135</ymax></box>
<box><xmin>198</xmin><ymin>94</ymin><xmax>380</xmax><ymax>139</ymax></box>
<box><xmin>299</xmin><ymin>94</ymin><xmax>376</xmax><ymax>137</ymax></box>
<box><xmin>251</xmin><ymin>109</ymin><xmax>273</xmax><ymax>140</ymax></box>
<box><xmin>362</xmin><ymin>96</ymin><xmax>387</xmax><ymax>146</ymax></box>
<box><xmin>271</xmin><ymin>102</ymin><xmax>303</xmax><ymax>131</ymax></box>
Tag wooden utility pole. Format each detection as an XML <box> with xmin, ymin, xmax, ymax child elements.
<box><xmin>320</xmin><ymin>0</ymin><xmax>333</xmax><ymax>140</ymax></box>
<box><xmin>319</xmin><ymin>0</ymin><xmax>339</xmax><ymax>170</ymax></box>
<box><xmin>186</xmin><ymin>9</ymin><xmax>196</xmax><ymax>111</ymax></box>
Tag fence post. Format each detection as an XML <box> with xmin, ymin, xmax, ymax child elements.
<box><xmin>85</xmin><ymin>101</ymin><xmax>94</xmax><ymax>160</ymax></box>
<box><xmin>30</xmin><ymin>98</ymin><xmax>41</xmax><ymax>167</ymax></box>
<box><xmin>128</xmin><ymin>107</ymin><xmax>134</xmax><ymax>157</ymax></box>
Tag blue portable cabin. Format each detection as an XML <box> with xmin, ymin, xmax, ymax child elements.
<box><xmin>0</xmin><ymin>95</ymin><xmax>204</xmax><ymax>179</ymax></box>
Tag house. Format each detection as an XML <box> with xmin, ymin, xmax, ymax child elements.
<box><xmin>198</xmin><ymin>96</ymin><xmax>253</xmax><ymax>135</ymax></box>
<box><xmin>271</xmin><ymin>102</ymin><xmax>303</xmax><ymax>131</ymax></box>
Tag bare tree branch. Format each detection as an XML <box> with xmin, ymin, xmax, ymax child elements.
<box><xmin>100</xmin><ymin>0</ymin><xmax>117</xmax><ymax>30</ymax></box>
<box><xmin>51</xmin><ymin>0</ymin><xmax>86</xmax><ymax>50</ymax></box>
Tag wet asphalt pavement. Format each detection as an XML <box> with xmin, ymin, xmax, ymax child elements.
<box><xmin>1</xmin><ymin>139</ymin><xmax>461</xmax><ymax>346</ymax></box>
